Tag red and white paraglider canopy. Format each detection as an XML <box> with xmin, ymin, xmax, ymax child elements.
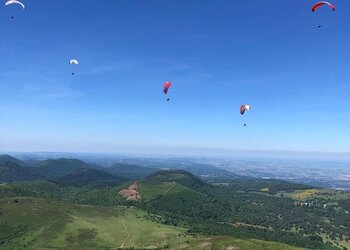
<box><xmin>312</xmin><ymin>1</ymin><xmax>335</xmax><ymax>12</ymax></box>
<box><xmin>240</xmin><ymin>104</ymin><xmax>251</xmax><ymax>115</ymax></box>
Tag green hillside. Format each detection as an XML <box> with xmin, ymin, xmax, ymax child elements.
<box><xmin>106</xmin><ymin>163</ymin><xmax>158</xmax><ymax>179</ymax></box>
<box><xmin>0</xmin><ymin>197</ymin><xmax>189</xmax><ymax>249</ymax></box>
<box><xmin>170</xmin><ymin>236</ymin><xmax>308</xmax><ymax>250</ymax></box>
<box><xmin>54</xmin><ymin>167</ymin><xmax>125</xmax><ymax>187</ymax></box>
<box><xmin>0</xmin><ymin>154</ymin><xmax>24</xmax><ymax>165</ymax></box>
<box><xmin>35</xmin><ymin>158</ymin><xmax>92</xmax><ymax>178</ymax></box>
<box><xmin>0</xmin><ymin>160</ymin><xmax>42</xmax><ymax>183</ymax></box>
<box><xmin>146</xmin><ymin>170</ymin><xmax>209</xmax><ymax>191</ymax></box>
<box><xmin>0</xmin><ymin>197</ymin><xmax>312</xmax><ymax>250</ymax></box>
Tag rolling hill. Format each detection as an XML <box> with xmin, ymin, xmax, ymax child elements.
<box><xmin>34</xmin><ymin>158</ymin><xmax>92</xmax><ymax>178</ymax></box>
<box><xmin>105</xmin><ymin>163</ymin><xmax>158</xmax><ymax>179</ymax></box>
<box><xmin>0</xmin><ymin>155</ymin><xmax>43</xmax><ymax>182</ymax></box>
<box><xmin>54</xmin><ymin>167</ymin><xmax>125</xmax><ymax>187</ymax></box>
<box><xmin>0</xmin><ymin>154</ymin><xmax>24</xmax><ymax>165</ymax></box>
<box><xmin>146</xmin><ymin>170</ymin><xmax>209</xmax><ymax>191</ymax></box>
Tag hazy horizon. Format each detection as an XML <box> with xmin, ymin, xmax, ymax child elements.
<box><xmin>2</xmin><ymin>147</ymin><xmax>350</xmax><ymax>162</ymax></box>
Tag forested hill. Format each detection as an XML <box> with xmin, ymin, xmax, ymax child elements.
<box><xmin>34</xmin><ymin>158</ymin><xmax>92</xmax><ymax>178</ymax></box>
<box><xmin>0</xmin><ymin>160</ymin><xmax>43</xmax><ymax>182</ymax></box>
<box><xmin>54</xmin><ymin>168</ymin><xmax>125</xmax><ymax>186</ymax></box>
<box><xmin>0</xmin><ymin>154</ymin><xmax>24</xmax><ymax>165</ymax></box>
<box><xmin>105</xmin><ymin>163</ymin><xmax>158</xmax><ymax>179</ymax></box>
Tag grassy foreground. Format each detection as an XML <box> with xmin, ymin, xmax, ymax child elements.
<box><xmin>0</xmin><ymin>196</ymin><xmax>312</xmax><ymax>250</ymax></box>
<box><xmin>0</xmin><ymin>197</ymin><xmax>188</xmax><ymax>249</ymax></box>
<box><xmin>170</xmin><ymin>236</ymin><xmax>307</xmax><ymax>250</ymax></box>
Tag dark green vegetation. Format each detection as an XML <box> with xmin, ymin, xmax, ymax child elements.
<box><xmin>54</xmin><ymin>168</ymin><xmax>124</xmax><ymax>187</ymax></box>
<box><xmin>0</xmin><ymin>155</ymin><xmax>142</xmax><ymax>186</ymax></box>
<box><xmin>105</xmin><ymin>163</ymin><xmax>158</xmax><ymax>179</ymax></box>
<box><xmin>0</xmin><ymin>155</ymin><xmax>42</xmax><ymax>182</ymax></box>
<box><xmin>220</xmin><ymin>178</ymin><xmax>312</xmax><ymax>194</ymax></box>
<box><xmin>0</xmin><ymin>155</ymin><xmax>349</xmax><ymax>249</ymax></box>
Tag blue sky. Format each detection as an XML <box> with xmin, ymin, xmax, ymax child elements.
<box><xmin>1</xmin><ymin>0</ymin><xmax>350</xmax><ymax>156</ymax></box>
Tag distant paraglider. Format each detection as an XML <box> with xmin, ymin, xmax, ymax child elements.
<box><xmin>240</xmin><ymin>104</ymin><xmax>251</xmax><ymax>127</ymax></box>
<box><xmin>5</xmin><ymin>0</ymin><xmax>25</xmax><ymax>10</ymax></box>
<box><xmin>312</xmin><ymin>1</ymin><xmax>335</xmax><ymax>28</ymax></box>
<box><xmin>69</xmin><ymin>59</ymin><xmax>79</xmax><ymax>65</ymax></box>
<box><xmin>5</xmin><ymin>0</ymin><xmax>25</xmax><ymax>19</ymax></box>
<box><xmin>69</xmin><ymin>59</ymin><xmax>79</xmax><ymax>76</ymax></box>
<box><xmin>312</xmin><ymin>1</ymin><xmax>335</xmax><ymax>12</ymax></box>
<box><xmin>163</xmin><ymin>81</ymin><xmax>172</xmax><ymax>101</ymax></box>
<box><xmin>240</xmin><ymin>104</ymin><xmax>251</xmax><ymax>115</ymax></box>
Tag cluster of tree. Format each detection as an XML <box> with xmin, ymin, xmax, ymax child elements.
<box><xmin>224</xmin><ymin>178</ymin><xmax>312</xmax><ymax>194</ymax></box>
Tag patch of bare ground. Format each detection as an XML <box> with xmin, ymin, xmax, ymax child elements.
<box><xmin>226</xmin><ymin>246</ymin><xmax>240</xmax><ymax>250</ymax></box>
<box><xmin>118</xmin><ymin>181</ymin><xmax>141</xmax><ymax>201</ymax></box>
<box><xmin>176</xmin><ymin>243</ymin><xmax>190</xmax><ymax>249</ymax></box>
<box><xmin>198</xmin><ymin>241</ymin><xmax>212</xmax><ymax>249</ymax></box>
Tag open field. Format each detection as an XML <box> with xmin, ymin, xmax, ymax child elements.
<box><xmin>290</xmin><ymin>189</ymin><xmax>326</xmax><ymax>200</ymax></box>
<box><xmin>281</xmin><ymin>188</ymin><xmax>350</xmax><ymax>201</ymax></box>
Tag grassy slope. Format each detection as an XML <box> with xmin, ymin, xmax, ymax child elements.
<box><xmin>138</xmin><ymin>181</ymin><xmax>192</xmax><ymax>202</ymax></box>
<box><xmin>0</xmin><ymin>197</ymin><xmax>188</xmax><ymax>249</ymax></box>
<box><xmin>170</xmin><ymin>236</ymin><xmax>308</xmax><ymax>250</ymax></box>
<box><xmin>0</xmin><ymin>196</ymin><xmax>311</xmax><ymax>250</ymax></box>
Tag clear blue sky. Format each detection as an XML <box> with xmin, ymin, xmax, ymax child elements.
<box><xmin>1</xmin><ymin>0</ymin><xmax>350</xmax><ymax>155</ymax></box>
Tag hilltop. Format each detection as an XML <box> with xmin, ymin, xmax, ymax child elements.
<box><xmin>105</xmin><ymin>163</ymin><xmax>158</xmax><ymax>179</ymax></box>
<box><xmin>0</xmin><ymin>155</ymin><xmax>43</xmax><ymax>182</ymax></box>
<box><xmin>146</xmin><ymin>169</ymin><xmax>208</xmax><ymax>191</ymax></box>
<box><xmin>35</xmin><ymin>158</ymin><xmax>91</xmax><ymax>178</ymax></box>
<box><xmin>0</xmin><ymin>154</ymin><xmax>24</xmax><ymax>165</ymax></box>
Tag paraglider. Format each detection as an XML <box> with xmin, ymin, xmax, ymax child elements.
<box><xmin>69</xmin><ymin>59</ymin><xmax>78</xmax><ymax>76</ymax></box>
<box><xmin>69</xmin><ymin>59</ymin><xmax>79</xmax><ymax>65</ymax></box>
<box><xmin>312</xmin><ymin>1</ymin><xmax>335</xmax><ymax>12</ymax></box>
<box><xmin>240</xmin><ymin>104</ymin><xmax>251</xmax><ymax>115</ymax></box>
<box><xmin>240</xmin><ymin>104</ymin><xmax>251</xmax><ymax>127</ymax></box>
<box><xmin>5</xmin><ymin>0</ymin><xmax>25</xmax><ymax>10</ymax></box>
<box><xmin>163</xmin><ymin>81</ymin><xmax>172</xmax><ymax>101</ymax></box>
<box><xmin>5</xmin><ymin>0</ymin><xmax>25</xmax><ymax>19</ymax></box>
<box><xmin>312</xmin><ymin>2</ymin><xmax>335</xmax><ymax>28</ymax></box>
